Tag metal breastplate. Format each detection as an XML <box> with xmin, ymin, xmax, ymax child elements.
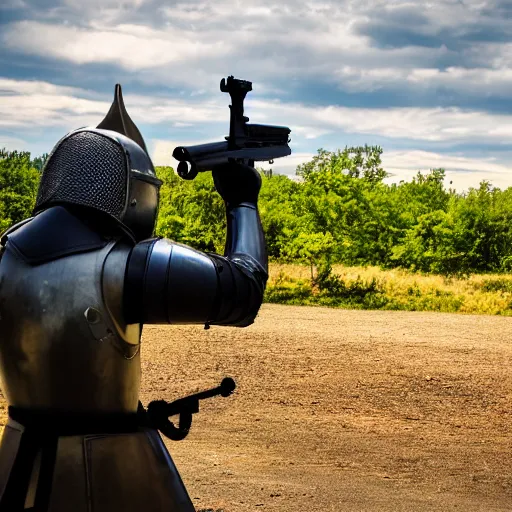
<box><xmin>0</xmin><ymin>234</ymin><xmax>141</xmax><ymax>414</ymax></box>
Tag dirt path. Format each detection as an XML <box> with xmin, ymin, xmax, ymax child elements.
<box><xmin>140</xmin><ymin>305</ymin><xmax>512</xmax><ymax>511</ymax></box>
<box><xmin>0</xmin><ymin>305</ymin><xmax>510</xmax><ymax>510</ymax></box>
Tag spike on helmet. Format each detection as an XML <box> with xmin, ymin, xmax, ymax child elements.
<box><xmin>34</xmin><ymin>85</ymin><xmax>162</xmax><ymax>242</ymax></box>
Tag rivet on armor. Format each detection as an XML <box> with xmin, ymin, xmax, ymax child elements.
<box><xmin>84</xmin><ymin>307</ymin><xmax>112</xmax><ymax>342</ymax></box>
<box><xmin>84</xmin><ymin>307</ymin><xmax>101</xmax><ymax>324</ymax></box>
<box><xmin>130</xmin><ymin>198</ymin><xmax>137</xmax><ymax>207</ymax></box>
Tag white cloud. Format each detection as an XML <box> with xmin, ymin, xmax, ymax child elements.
<box><xmin>3</xmin><ymin>0</ymin><xmax>510</xmax><ymax>89</ymax></box>
<box><xmin>292</xmin><ymin>126</ymin><xmax>332</xmax><ymax>139</ymax></box>
<box><xmin>0</xmin><ymin>5</ymin><xmax>461</xmax><ymax>91</ymax></box>
<box><xmin>335</xmin><ymin>65</ymin><xmax>512</xmax><ymax>96</ymax></box>
<box><xmin>383</xmin><ymin>150</ymin><xmax>512</xmax><ymax>191</ymax></box>
<box><xmin>6</xmin><ymin>78</ymin><xmax>512</xmax><ymax>148</ymax></box>
<box><xmin>251</xmin><ymin>99</ymin><xmax>512</xmax><ymax>144</ymax></box>
<box><xmin>2</xmin><ymin>0</ymin><xmax>512</xmax><ymax>193</ymax></box>
<box><xmin>63</xmin><ymin>0</ymin><xmax>146</xmax><ymax>7</ymax></box>
<box><xmin>0</xmin><ymin>78</ymin><xmax>224</xmax><ymax>129</ymax></box>
<box><xmin>0</xmin><ymin>94</ymin><xmax>108</xmax><ymax>129</ymax></box>
<box><xmin>0</xmin><ymin>0</ymin><xmax>27</xmax><ymax>8</ymax></box>
<box><xmin>2</xmin><ymin>21</ymin><xmax>232</xmax><ymax>70</ymax></box>
<box><xmin>0</xmin><ymin>78</ymin><xmax>90</xmax><ymax>97</ymax></box>
<box><xmin>0</xmin><ymin>135</ymin><xmax>30</xmax><ymax>151</ymax></box>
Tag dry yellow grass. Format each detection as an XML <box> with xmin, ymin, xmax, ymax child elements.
<box><xmin>268</xmin><ymin>263</ymin><xmax>512</xmax><ymax>315</ymax></box>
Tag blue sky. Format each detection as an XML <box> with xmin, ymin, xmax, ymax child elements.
<box><xmin>2</xmin><ymin>0</ymin><xmax>512</xmax><ymax>191</ymax></box>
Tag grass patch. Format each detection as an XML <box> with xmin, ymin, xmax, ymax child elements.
<box><xmin>264</xmin><ymin>272</ymin><xmax>313</xmax><ymax>305</ymax></box>
<box><xmin>265</xmin><ymin>263</ymin><xmax>512</xmax><ymax>315</ymax></box>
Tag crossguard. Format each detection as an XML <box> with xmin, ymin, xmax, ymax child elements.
<box><xmin>146</xmin><ymin>378</ymin><xmax>236</xmax><ymax>441</ymax></box>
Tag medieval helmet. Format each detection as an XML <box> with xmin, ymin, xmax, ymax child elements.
<box><xmin>34</xmin><ymin>85</ymin><xmax>162</xmax><ymax>242</ymax></box>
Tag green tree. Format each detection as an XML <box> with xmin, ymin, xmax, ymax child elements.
<box><xmin>4</xmin><ymin>143</ymin><xmax>512</xmax><ymax>280</ymax></box>
<box><xmin>0</xmin><ymin>149</ymin><xmax>40</xmax><ymax>233</ymax></box>
<box><xmin>295</xmin><ymin>147</ymin><xmax>396</xmax><ymax>266</ymax></box>
<box><xmin>31</xmin><ymin>153</ymin><xmax>49</xmax><ymax>172</ymax></box>
<box><xmin>258</xmin><ymin>172</ymin><xmax>302</xmax><ymax>259</ymax></box>
<box><xmin>155</xmin><ymin>167</ymin><xmax>225</xmax><ymax>252</ymax></box>
<box><xmin>296</xmin><ymin>145</ymin><xmax>386</xmax><ymax>184</ymax></box>
<box><xmin>283</xmin><ymin>231</ymin><xmax>334</xmax><ymax>279</ymax></box>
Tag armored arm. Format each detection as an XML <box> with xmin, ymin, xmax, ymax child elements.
<box><xmin>123</xmin><ymin>199</ymin><xmax>267</xmax><ymax>328</ymax></box>
<box><xmin>123</xmin><ymin>76</ymin><xmax>292</xmax><ymax>327</ymax></box>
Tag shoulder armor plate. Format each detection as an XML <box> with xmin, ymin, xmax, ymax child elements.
<box><xmin>5</xmin><ymin>207</ymin><xmax>107</xmax><ymax>265</ymax></box>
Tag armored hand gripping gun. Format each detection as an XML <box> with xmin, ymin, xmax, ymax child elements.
<box><xmin>172</xmin><ymin>76</ymin><xmax>292</xmax><ymax>179</ymax></box>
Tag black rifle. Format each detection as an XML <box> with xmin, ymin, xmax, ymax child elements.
<box><xmin>173</xmin><ymin>76</ymin><xmax>292</xmax><ymax>180</ymax></box>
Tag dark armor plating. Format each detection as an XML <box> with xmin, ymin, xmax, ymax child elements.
<box><xmin>0</xmin><ymin>83</ymin><xmax>270</xmax><ymax>511</ymax></box>
<box><xmin>124</xmin><ymin>204</ymin><xmax>267</xmax><ymax>327</ymax></box>
<box><xmin>0</xmin><ymin>207</ymin><xmax>140</xmax><ymax>412</ymax></box>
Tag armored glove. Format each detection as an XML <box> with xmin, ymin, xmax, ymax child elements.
<box><xmin>212</xmin><ymin>161</ymin><xmax>261</xmax><ymax>206</ymax></box>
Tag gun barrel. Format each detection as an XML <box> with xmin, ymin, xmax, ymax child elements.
<box><xmin>173</xmin><ymin>141</ymin><xmax>229</xmax><ymax>170</ymax></box>
<box><xmin>172</xmin><ymin>76</ymin><xmax>292</xmax><ymax>179</ymax></box>
<box><xmin>173</xmin><ymin>142</ymin><xmax>291</xmax><ymax>174</ymax></box>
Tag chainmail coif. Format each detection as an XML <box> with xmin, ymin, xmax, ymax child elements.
<box><xmin>35</xmin><ymin>131</ymin><xmax>128</xmax><ymax>220</ymax></box>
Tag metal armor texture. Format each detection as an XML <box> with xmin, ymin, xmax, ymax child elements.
<box><xmin>34</xmin><ymin>127</ymin><xmax>162</xmax><ymax>243</ymax></box>
<box><xmin>0</xmin><ymin>85</ymin><xmax>268</xmax><ymax>511</ymax></box>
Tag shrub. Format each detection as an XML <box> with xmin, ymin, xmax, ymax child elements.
<box><xmin>264</xmin><ymin>272</ymin><xmax>313</xmax><ymax>305</ymax></box>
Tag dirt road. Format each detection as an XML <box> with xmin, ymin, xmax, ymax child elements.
<box><xmin>141</xmin><ymin>305</ymin><xmax>512</xmax><ymax>511</ymax></box>
<box><xmin>0</xmin><ymin>304</ymin><xmax>510</xmax><ymax>510</ymax></box>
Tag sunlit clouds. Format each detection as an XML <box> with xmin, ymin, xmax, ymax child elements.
<box><xmin>2</xmin><ymin>0</ymin><xmax>512</xmax><ymax>190</ymax></box>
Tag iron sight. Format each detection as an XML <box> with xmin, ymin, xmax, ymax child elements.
<box><xmin>173</xmin><ymin>76</ymin><xmax>292</xmax><ymax>179</ymax></box>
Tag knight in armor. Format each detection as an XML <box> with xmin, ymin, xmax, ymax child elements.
<box><xmin>0</xmin><ymin>85</ymin><xmax>267</xmax><ymax>511</ymax></box>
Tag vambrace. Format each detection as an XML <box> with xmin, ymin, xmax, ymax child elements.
<box><xmin>124</xmin><ymin>203</ymin><xmax>268</xmax><ymax>327</ymax></box>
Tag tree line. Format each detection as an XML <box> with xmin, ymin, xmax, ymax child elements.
<box><xmin>2</xmin><ymin>146</ymin><xmax>512</xmax><ymax>276</ymax></box>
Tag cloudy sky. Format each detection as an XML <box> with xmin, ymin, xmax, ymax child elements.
<box><xmin>2</xmin><ymin>0</ymin><xmax>512</xmax><ymax>190</ymax></box>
